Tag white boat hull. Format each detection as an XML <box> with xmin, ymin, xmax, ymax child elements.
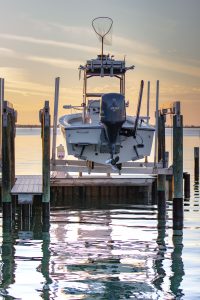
<box><xmin>60</xmin><ymin>113</ymin><xmax>154</xmax><ymax>165</ymax></box>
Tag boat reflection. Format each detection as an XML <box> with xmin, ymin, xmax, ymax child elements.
<box><xmin>0</xmin><ymin>200</ymin><xmax>186</xmax><ymax>299</ymax></box>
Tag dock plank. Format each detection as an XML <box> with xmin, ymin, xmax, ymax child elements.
<box><xmin>11</xmin><ymin>175</ymin><xmax>43</xmax><ymax>195</ymax></box>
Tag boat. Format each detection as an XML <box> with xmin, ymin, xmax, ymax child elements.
<box><xmin>59</xmin><ymin>17</ymin><xmax>155</xmax><ymax>171</ymax></box>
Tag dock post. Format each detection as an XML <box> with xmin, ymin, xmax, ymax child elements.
<box><xmin>158</xmin><ymin>113</ymin><xmax>166</xmax><ymax>167</ymax></box>
<box><xmin>52</xmin><ymin>77</ymin><xmax>60</xmax><ymax>167</ymax></box>
<box><xmin>154</xmin><ymin>80</ymin><xmax>159</xmax><ymax>166</ymax></box>
<box><xmin>167</xmin><ymin>175</ymin><xmax>173</xmax><ymax>200</ymax></box>
<box><xmin>2</xmin><ymin>101</ymin><xmax>16</xmax><ymax>220</ymax></box>
<box><xmin>173</xmin><ymin>103</ymin><xmax>183</xmax><ymax>229</ymax></box>
<box><xmin>0</xmin><ymin>78</ymin><xmax>4</xmax><ymax>161</ymax></box>
<box><xmin>145</xmin><ymin>81</ymin><xmax>150</xmax><ymax>163</ymax></box>
<box><xmin>146</xmin><ymin>81</ymin><xmax>150</xmax><ymax>125</ymax></box>
<box><xmin>194</xmin><ymin>147</ymin><xmax>199</xmax><ymax>181</ymax></box>
<box><xmin>40</xmin><ymin>101</ymin><xmax>51</xmax><ymax>220</ymax></box>
<box><xmin>183</xmin><ymin>172</ymin><xmax>190</xmax><ymax>199</ymax></box>
<box><xmin>157</xmin><ymin>174</ymin><xmax>166</xmax><ymax>220</ymax></box>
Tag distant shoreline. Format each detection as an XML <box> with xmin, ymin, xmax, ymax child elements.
<box><xmin>16</xmin><ymin>124</ymin><xmax>200</xmax><ymax>128</ymax></box>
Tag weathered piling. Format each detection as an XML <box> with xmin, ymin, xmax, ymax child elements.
<box><xmin>183</xmin><ymin>172</ymin><xmax>190</xmax><ymax>199</ymax></box>
<box><xmin>157</xmin><ymin>112</ymin><xmax>167</xmax><ymax>219</ymax></box>
<box><xmin>154</xmin><ymin>80</ymin><xmax>159</xmax><ymax>166</ymax></box>
<box><xmin>194</xmin><ymin>147</ymin><xmax>199</xmax><ymax>181</ymax></box>
<box><xmin>40</xmin><ymin>101</ymin><xmax>51</xmax><ymax>219</ymax></box>
<box><xmin>156</xmin><ymin>81</ymin><xmax>167</xmax><ymax>219</ymax></box>
<box><xmin>145</xmin><ymin>81</ymin><xmax>150</xmax><ymax>163</ymax></box>
<box><xmin>158</xmin><ymin>113</ymin><xmax>166</xmax><ymax>168</ymax></box>
<box><xmin>173</xmin><ymin>110</ymin><xmax>183</xmax><ymax>228</ymax></box>
<box><xmin>21</xmin><ymin>204</ymin><xmax>32</xmax><ymax>229</ymax></box>
<box><xmin>0</xmin><ymin>78</ymin><xmax>5</xmax><ymax>161</ymax></box>
<box><xmin>2</xmin><ymin>101</ymin><xmax>16</xmax><ymax>219</ymax></box>
<box><xmin>157</xmin><ymin>174</ymin><xmax>166</xmax><ymax>219</ymax></box>
<box><xmin>52</xmin><ymin>77</ymin><xmax>60</xmax><ymax>166</ymax></box>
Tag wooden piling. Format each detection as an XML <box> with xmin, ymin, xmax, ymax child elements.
<box><xmin>21</xmin><ymin>204</ymin><xmax>32</xmax><ymax>229</ymax></box>
<box><xmin>173</xmin><ymin>113</ymin><xmax>183</xmax><ymax>228</ymax></box>
<box><xmin>158</xmin><ymin>113</ymin><xmax>166</xmax><ymax>167</ymax></box>
<box><xmin>52</xmin><ymin>77</ymin><xmax>60</xmax><ymax>166</ymax></box>
<box><xmin>154</xmin><ymin>80</ymin><xmax>159</xmax><ymax>166</ymax></box>
<box><xmin>183</xmin><ymin>172</ymin><xmax>190</xmax><ymax>199</ymax></box>
<box><xmin>157</xmin><ymin>174</ymin><xmax>166</xmax><ymax>219</ymax></box>
<box><xmin>194</xmin><ymin>147</ymin><xmax>199</xmax><ymax>181</ymax></box>
<box><xmin>0</xmin><ymin>78</ymin><xmax>4</xmax><ymax>161</ymax></box>
<box><xmin>40</xmin><ymin>101</ymin><xmax>51</xmax><ymax>219</ymax></box>
<box><xmin>2</xmin><ymin>101</ymin><xmax>16</xmax><ymax>219</ymax></box>
<box><xmin>10</xmin><ymin>109</ymin><xmax>16</xmax><ymax>186</ymax></box>
<box><xmin>167</xmin><ymin>175</ymin><xmax>173</xmax><ymax>200</ymax></box>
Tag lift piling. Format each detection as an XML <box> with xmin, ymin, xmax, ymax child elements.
<box><xmin>2</xmin><ymin>101</ymin><xmax>17</xmax><ymax>221</ymax></box>
<box><xmin>40</xmin><ymin>101</ymin><xmax>51</xmax><ymax>220</ymax></box>
<box><xmin>173</xmin><ymin>110</ymin><xmax>183</xmax><ymax>228</ymax></box>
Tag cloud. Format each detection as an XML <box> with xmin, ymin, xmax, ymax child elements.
<box><xmin>5</xmin><ymin>77</ymin><xmax>80</xmax><ymax>99</ymax></box>
<box><xmin>114</xmin><ymin>36</ymin><xmax>159</xmax><ymax>55</ymax></box>
<box><xmin>128</xmin><ymin>53</ymin><xmax>200</xmax><ymax>78</ymax></box>
<box><xmin>0</xmin><ymin>33</ymin><xmax>97</xmax><ymax>54</ymax></box>
<box><xmin>49</xmin><ymin>22</ymin><xmax>91</xmax><ymax>35</ymax></box>
<box><xmin>48</xmin><ymin>22</ymin><xmax>159</xmax><ymax>55</ymax></box>
<box><xmin>1</xmin><ymin>30</ymin><xmax>200</xmax><ymax>79</ymax></box>
<box><xmin>0</xmin><ymin>67</ymin><xmax>26</xmax><ymax>81</ymax></box>
<box><xmin>26</xmin><ymin>55</ymin><xmax>80</xmax><ymax>70</ymax></box>
<box><xmin>0</xmin><ymin>47</ymin><xmax>16</xmax><ymax>57</ymax></box>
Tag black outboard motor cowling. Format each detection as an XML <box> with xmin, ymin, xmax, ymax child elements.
<box><xmin>100</xmin><ymin>93</ymin><xmax>126</xmax><ymax>156</ymax></box>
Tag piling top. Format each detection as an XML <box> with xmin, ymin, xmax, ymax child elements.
<box><xmin>194</xmin><ymin>147</ymin><xmax>199</xmax><ymax>158</ymax></box>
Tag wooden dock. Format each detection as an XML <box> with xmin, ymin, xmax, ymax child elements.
<box><xmin>11</xmin><ymin>175</ymin><xmax>42</xmax><ymax>195</ymax></box>
<box><xmin>11</xmin><ymin>175</ymin><xmax>42</xmax><ymax>204</ymax></box>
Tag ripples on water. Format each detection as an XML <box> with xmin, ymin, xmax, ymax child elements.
<box><xmin>0</xmin><ymin>196</ymin><xmax>200</xmax><ymax>299</ymax></box>
<box><xmin>0</xmin><ymin>128</ymin><xmax>199</xmax><ymax>299</ymax></box>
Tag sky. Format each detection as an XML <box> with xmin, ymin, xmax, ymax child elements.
<box><xmin>0</xmin><ymin>0</ymin><xmax>200</xmax><ymax>125</ymax></box>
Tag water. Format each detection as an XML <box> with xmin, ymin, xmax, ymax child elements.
<box><xmin>0</xmin><ymin>128</ymin><xmax>200</xmax><ymax>299</ymax></box>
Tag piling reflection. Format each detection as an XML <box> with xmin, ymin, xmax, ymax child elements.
<box><xmin>170</xmin><ymin>230</ymin><xmax>184</xmax><ymax>298</ymax></box>
<box><xmin>194</xmin><ymin>179</ymin><xmax>199</xmax><ymax>202</ymax></box>
<box><xmin>0</xmin><ymin>223</ymin><xmax>15</xmax><ymax>294</ymax></box>
<box><xmin>0</xmin><ymin>199</ymin><xmax>189</xmax><ymax>299</ymax></box>
<box><xmin>152</xmin><ymin>219</ymin><xmax>167</xmax><ymax>293</ymax></box>
<box><xmin>41</xmin><ymin>225</ymin><xmax>52</xmax><ymax>300</ymax></box>
<box><xmin>0</xmin><ymin>206</ymin><xmax>52</xmax><ymax>299</ymax></box>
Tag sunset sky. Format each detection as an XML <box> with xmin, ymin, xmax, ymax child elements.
<box><xmin>0</xmin><ymin>0</ymin><xmax>199</xmax><ymax>125</ymax></box>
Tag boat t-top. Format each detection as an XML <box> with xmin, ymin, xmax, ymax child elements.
<box><xmin>59</xmin><ymin>17</ymin><xmax>155</xmax><ymax>170</ymax></box>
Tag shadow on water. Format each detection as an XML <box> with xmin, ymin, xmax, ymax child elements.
<box><xmin>0</xmin><ymin>193</ymin><xmax>188</xmax><ymax>299</ymax></box>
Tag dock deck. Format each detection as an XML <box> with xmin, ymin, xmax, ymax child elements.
<box><xmin>11</xmin><ymin>175</ymin><xmax>43</xmax><ymax>195</ymax></box>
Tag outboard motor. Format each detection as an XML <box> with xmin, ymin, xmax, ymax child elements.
<box><xmin>100</xmin><ymin>93</ymin><xmax>126</xmax><ymax>165</ymax></box>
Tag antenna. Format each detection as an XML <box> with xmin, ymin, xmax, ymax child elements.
<box><xmin>92</xmin><ymin>17</ymin><xmax>113</xmax><ymax>60</ymax></box>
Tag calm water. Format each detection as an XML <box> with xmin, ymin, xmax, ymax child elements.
<box><xmin>0</xmin><ymin>128</ymin><xmax>199</xmax><ymax>299</ymax></box>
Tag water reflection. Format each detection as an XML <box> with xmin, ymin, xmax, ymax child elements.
<box><xmin>0</xmin><ymin>207</ymin><xmax>51</xmax><ymax>299</ymax></box>
<box><xmin>194</xmin><ymin>179</ymin><xmax>199</xmax><ymax>200</ymax></box>
<box><xmin>1</xmin><ymin>202</ymin><xmax>198</xmax><ymax>299</ymax></box>
<box><xmin>170</xmin><ymin>230</ymin><xmax>184</xmax><ymax>299</ymax></box>
<box><xmin>49</xmin><ymin>208</ymin><xmax>158</xmax><ymax>299</ymax></box>
<box><xmin>152</xmin><ymin>220</ymin><xmax>167</xmax><ymax>294</ymax></box>
<box><xmin>1</xmin><ymin>225</ymin><xmax>15</xmax><ymax>295</ymax></box>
